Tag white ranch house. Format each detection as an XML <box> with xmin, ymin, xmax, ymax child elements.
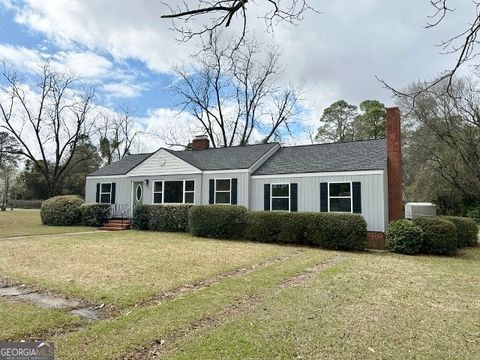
<box><xmin>86</xmin><ymin>108</ymin><xmax>404</xmax><ymax>245</ymax></box>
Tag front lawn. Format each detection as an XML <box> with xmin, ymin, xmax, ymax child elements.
<box><xmin>0</xmin><ymin>212</ymin><xmax>479</xmax><ymax>359</ymax></box>
<box><xmin>0</xmin><ymin>230</ymin><xmax>291</xmax><ymax>307</ymax></box>
<box><xmin>0</xmin><ymin>210</ymin><xmax>91</xmax><ymax>238</ymax></box>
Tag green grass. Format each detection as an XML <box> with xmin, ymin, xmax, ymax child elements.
<box><xmin>1</xmin><ymin>211</ymin><xmax>479</xmax><ymax>359</ymax></box>
<box><xmin>54</xmin><ymin>250</ymin><xmax>330</xmax><ymax>359</ymax></box>
<box><xmin>0</xmin><ymin>298</ymin><xmax>83</xmax><ymax>341</ymax></box>
<box><xmin>166</xmin><ymin>248</ymin><xmax>480</xmax><ymax>360</ymax></box>
<box><xmin>0</xmin><ymin>230</ymin><xmax>291</xmax><ymax>306</ymax></box>
<box><xmin>0</xmin><ymin>210</ymin><xmax>91</xmax><ymax>238</ymax></box>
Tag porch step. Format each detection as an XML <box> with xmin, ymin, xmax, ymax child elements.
<box><xmin>99</xmin><ymin>219</ymin><xmax>132</xmax><ymax>231</ymax></box>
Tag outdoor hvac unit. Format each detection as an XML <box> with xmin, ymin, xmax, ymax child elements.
<box><xmin>405</xmin><ymin>202</ymin><xmax>437</xmax><ymax>219</ymax></box>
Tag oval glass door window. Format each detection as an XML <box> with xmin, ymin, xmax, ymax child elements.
<box><xmin>136</xmin><ymin>184</ymin><xmax>142</xmax><ymax>202</ymax></box>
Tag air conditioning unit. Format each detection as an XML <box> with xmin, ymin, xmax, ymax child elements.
<box><xmin>405</xmin><ymin>202</ymin><xmax>437</xmax><ymax>219</ymax></box>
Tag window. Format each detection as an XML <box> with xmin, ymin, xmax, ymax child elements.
<box><xmin>153</xmin><ymin>182</ymin><xmax>163</xmax><ymax>204</ymax></box>
<box><xmin>215</xmin><ymin>179</ymin><xmax>231</xmax><ymax>204</ymax></box>
<box><xmin>164</xmin><ymin>181</ymin><xmax>184</xmax><ymax>203</ymax></box>
<box><xmin>100</xmin><ymin>183</ymin><xmax>112</xmax><ymax>204</ymax></box>
<box><xmin>185</xmin><ymin>180</ymin><xmax>195</xmax><ymax>204</ymax></box>
<box><xmin>271</xmin><ymin>184</ymin><xmax>290</xmax><ymax>211</ymax></box>
<box><xmin>152</xmin><ymin>180</ymin><xmax>195</xmax><ymax>204</ymax></box>
<box><xmin>329</xmin><ymin>182</ymin><xmax>352</xmax><ymax>213</ymax></box>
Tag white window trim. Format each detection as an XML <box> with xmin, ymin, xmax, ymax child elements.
<box><xmin>214</xmin><ymin>178</ymin><xmax>232</xmax><ymax>205</ymax></box>
<box><xmin>271</xmin><ymin>183</ymin><xmax>290</xmax><ymax>212</ymax></box>
<box><xmin>152</xmin><ymin>180</ymin><xmax>195</xmax><ymax>205</ymax></box>
<box><xmin>99</xmin><ymin>182</ymin><xmax>112</xmax><ymax>204</ymax></box>
<box><xmin>327</xmin><ymin>181</ymin><xmax>353</xmax><ymax>213</ymax></box>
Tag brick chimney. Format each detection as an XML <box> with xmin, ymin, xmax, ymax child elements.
<box><xmin>386</xmin><ymin>107</ymin><xmax>403</xmax><ymax>222</ymax></box>
<box><xmin>191</xmin><ymin>135</ymin><xmax>209</xmax><ymax>151</ymax></box>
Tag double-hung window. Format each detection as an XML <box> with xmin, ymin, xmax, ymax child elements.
<box><xmin>271</xmin><ymin>184</ymin><xmax>290</xmax><ymax>211</ymax></box>
<box><xmin>153</xmin><ymin>180</ymin><xmax>195</xmax><ymax>204</ymax></box>
<box><xmin>328</xmin><ymin>182</ymin><xmax>352</xmax><ymax>213</ymax></box>
<box><xmin>184</xmin><ymin>180</ymin><xmax>195</xmax><ymax>203</ymax></box>
<box><xmin>215</xmin><ymin>179</ymin><xmax>231</xmax><ymax>204</ymax></box>
<box><xmin>100</xmin><ymin>183</ymin><xmax>112</xmax><ymax>204</ymax></box>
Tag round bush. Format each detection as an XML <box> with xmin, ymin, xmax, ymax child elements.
<box><xmin>441</xmin><ymin>216</ymin><xmax>478</xmax><ymax>248</ymax></box>
<box><xmin>386</xmin><ymin>219</ymin><xmax>424</xmax><ymax>255</ymax></box>
<box><xmin>413</xmin><ymin>217</ymin><xmax>458</xmax><ymax>255</ymax></box>
<box><xmin>189</xmin><ymin>205</ymin><xmax>247</xmax><ymax>239</ymax></box>
<box><xmin>41</xmin><ymin>195</ymin><xmax>84</xmax><ymax>226</ymax></box>
<box><xmin>80</xmin><ymin>203</ymin><xmax>110</xmax><ymax>227</ymax></box>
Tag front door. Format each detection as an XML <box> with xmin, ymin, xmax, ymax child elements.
<box><xmin>133</xmin><ymin>181</ymin><xmax>144</xmax><ymax>207</ymax></box>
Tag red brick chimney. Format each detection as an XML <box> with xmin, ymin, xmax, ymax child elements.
<box><xmin>386</xmin><ymin>107</ymin><xmax>403</xmax><ymax>222</ymax></box>
<box><xmin>191</xmin><ymin>135</ymin><xmax>210</xmax><ymax>151</ymax></box>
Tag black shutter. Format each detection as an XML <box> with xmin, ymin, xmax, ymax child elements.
<box><xmin>290</xmin><ymin>183</ymin><xmax>298</xmax><ymax>212</ymax></box>
<box><xmin>209</xmin><ymin>179</ymin><xmax>215</xmax><ymax>204</ymax></box>
<box><xmin>320</xmin><ymin>182</ymin><xmax>328</xmax><ymax>212</ymax></box>
<box><xmin>264</xmin><ymin>184</ymin><xmax>270</xmax><ymax>211</ymax></box>
<box><xmin>95</xmin><ymin>183</ymin><xmax>100</xmax><ymax>203</ymax></box>
<box><xmin>352</xmin><ymin>182</ymin><xmax>362</xmax><ymax>213</ymax></box>
<box><xmin>231</xmin><ymin>178</ymin><xmax>238</xmax><ymax>205</ymax></box>
<box><xmin>111</xmin><ymin>183</ymin><xmax>116</xmax><ymax>204</ymax></box>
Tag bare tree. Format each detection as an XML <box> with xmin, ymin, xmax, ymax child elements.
<box><xmin>170</xmin><ymin>35</ymin><xmax>302</xmax><ymax>147</ymax></box>
<box><xmin>398</xmin><ymin>76</ymin><xmax>480</xmax><ymax>206</ymax></box>
<box><xmin>96</xmin><ymin>106</ymin><xmax>142</xmax><ymax>164</ymax></box>
<box><xmin>0</xmin><ymin>62</ymin><xmax>96</xmax><ymax>197</ymax></box>
<box><xmin>161</xmin><ymin>0</ymin><xmax>316</xmax><ymax>43</ymax></box>
<box><xmin>380</xmin><ymin>0</ymin><xmax>480</xmax><ymax>102</ymax></box>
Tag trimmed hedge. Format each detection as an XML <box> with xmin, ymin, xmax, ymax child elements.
<box><xmin>244</xmin><ymin>211</ymin><xmax>367</xmax><ymax>250</ymax></box>
<box><xmin>132</xmin><ymin>205</ymin><xmax>192</xmax><ymax>232</ymax></box>
<box><xmin>148</xmin><ymin>205</ymin><xmax>192</xmax><ymax>232</ymax></box>
<box><xmin>413</xmin><ymin>217</ymin><xmax>458</xmax><ymax>255</ymax></box>
<box><xmin>80</xmin><ymin>203</ymin><xmax>110</xmax><ymax>227</ymax></box>
<box><xmin>41</xmin><ymin>195</ymin><xmax>84</xmax><ymax>226</ymax></box>
<box><xmin>386</xmin><ymin>220</ymin><xmax>424</xmax><ymax>255</ymax></box>
<box><xmin>189</xmin><ymin>205</ymin><xmax>247</xmax><ymax>239</ymax></box>
<box><xmin>441</xmin><ymin>216</ymin><xmax>478</xmax><ymax>247</ymax></box>
<box><xmin>132</xmin><ymin>204</ymin><xmax>149</xmax><ymax>230</ymax></box>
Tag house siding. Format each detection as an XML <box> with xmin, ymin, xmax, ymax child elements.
<box><xmin>250</xmin><ymin>172</ymin><xmax>387</xmax><ymax>232</ymax></box>
<box><xmin>85</xmin><ymin>174</ymin><xmax>203</xmax><ymax>207</ymax></box>
<box><xmin>127</xmin><ymin>149</ymin><xmax>201</xmax><ymax>176</ymax></box>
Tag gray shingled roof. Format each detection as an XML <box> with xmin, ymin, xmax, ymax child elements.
<box><xmin>88</xmin><ymin>143</ymin><xmax>277</xmax><ymax>176</ymax></box>
<box><xmin>88</xmin><ymin>153</ymin><xmax>152</xmax><ymax>176</ymax></box>
<box><xmin>252</xmin><ymin>139</ymin><xmax>387</xmax><ymax>175</ymax></box>
<box><xmin>167</xmin><ymin>143</ymin><xmax>277</xmax><ymax>170</ymax></box>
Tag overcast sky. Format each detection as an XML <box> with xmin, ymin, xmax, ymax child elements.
<box><xmin>0</xmin><ymin>0</ymin><xmax>474</xmax><ymax>150</ymax></box>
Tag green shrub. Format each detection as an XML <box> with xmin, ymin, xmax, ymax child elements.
<box><xmin>148</xmin><ymin>205</ymin><xmax>192</xmax><ymax>232</ymax></box>
<box><xmin>189</xmin><ymin>205</ymin><xmax>247</xmax><ymax>239</ymax></box>
<box><xmin>413</xmin><ymin>217</ymin><xmax>458</xmax><ymax>255</ymax></box>
<box><xmin>132</xmin><ymin>204</ymin><xmax>149</xmax><ymax>230</ymax></box>
<box><xmin>304</xmin><ymin>213</ymin><xmax>367</xmax><ymax>250</ymax></box>
<box><xmin>386</xmin><ymin>220</ymin><xmax>424</xmax><ymax>255</ymax></box>
<box><xmin>441</xmin><ymin>216</ymin><xmax>478</xmax><ymax>247</ymax></box>
<box><xmin>80</xmin><ymin>203</ymin><xmax>110</xmax><ymax>227</ymax></box>
<box><xmin>244</xmin><ymin>212</ymin><xmax>290</xmax><ymax>243</ymax></box>
<box><xmin>40</xmin><ymin>195</ymin><xmax>84</xmax><ymax>226</ymax></box>
<box><xmin>244</xmin><ymin>211</ymin><xmax>367</xmax><ymax>250</ymax></box>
